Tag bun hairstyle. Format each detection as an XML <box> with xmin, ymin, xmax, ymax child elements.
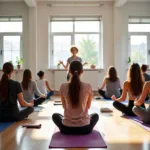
<box><xmin>68</xmin><ymin>61</ymin><xmax>83</xmax><ymax>108</ymax></box>
<box><xmin>127</xmin><ymin>63</ymin><xmax>144</xmax><ymax>96</ymax></box>
<box><xmin>22</xmin><ymin>69</ymin><xmax>32</xmax><ymax>90</ymax></box>
<box><xmin>37</xmin><ymin>71</ymin><xmax>44</xmax><ymax>78</ymax></box>
<box><xmin>0</xmin><ymin>62</ymin><xmax>14</xmax><ymax>101</ymax></box>
<box><xmin>70</xmin><ymin>46</ymin><xmax>78</xmax><ymax>53</ymax></box>
<box><xmin>141</xmin><ymin>64</ymin><xmax>148</xmax><ymax>73</ymax></box>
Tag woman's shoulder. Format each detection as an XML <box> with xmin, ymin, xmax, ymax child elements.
<box><xmin>9</xmin><ymin>79</ymin><xmax>20</xmax><ymax>85</ymax></box>
<box><xmin>60</xmin><ymin>83</ymin><xmax>69</xmax><ymax>88</ymax></box>
<box><xmin>123</xmin><ymin>81</ymin><xmax>129</xmax><ymax>87</ymax></box>
<box><xmin>81</xmin><ymin>82</ymin><xmax>92</xmax><ymax>89</ymax></box>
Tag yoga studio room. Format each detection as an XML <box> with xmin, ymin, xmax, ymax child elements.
<box><xmin>0</xmin><ymin>0</ymin><xmax>150</xmax><ymax>150</ymax></box>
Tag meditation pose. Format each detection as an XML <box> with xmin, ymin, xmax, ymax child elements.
<box><xmin>133</xmin><ymin>81</ymin><xmax>150</xmax><ymax>123</ymax></box>
<box><xmin>36</xmin><ymin>71</ymin><xmax>54</xmax><ymax>100</ymax></box>
<box><xmin>21</xmin><ymin>69</ymin><xmax>46</xmax><ymax>106</ymax></box>
<box><xmin>98</xmin><ymin>66</ymin><xmax>122</xmax><ymax>99</ymax></box>
<box><xmin>112</xmin><ymin>63</ymin><xmax>145</xmax><ymax>116</ymax></box>
<box><xmin>0</xmin><ymin>62</ymin><xmax>34</xmax><ymax>121</ymax></box>
<box><xmin>52</xmin><ymin>61</ymin><xmax>99</xmax><ymax>134</ymax></box>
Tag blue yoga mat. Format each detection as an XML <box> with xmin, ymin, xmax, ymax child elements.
<box><xmin>0</xmin><ymin>122</ymin><xmax>14</xmax><ymax>133</ymax></box>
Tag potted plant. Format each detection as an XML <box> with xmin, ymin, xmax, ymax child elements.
<box><xmin>57</xmin><ymin>61</ymin><xmax>61</xmax><ymax>69</ymax></box>
<box><xmin>16</xmin><ymin>57</ymin><xmax>22</xmax><ymax>69</ymax></box>
<box><xmin>90</xmin><ymin>58</ymin><xmax>96</xmax><ymax>69</ymax></box>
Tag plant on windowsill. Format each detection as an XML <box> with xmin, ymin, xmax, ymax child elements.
<box><xmin>57</xmin><ymin>61</ymin><xmax>61</xmax><ymax>69</ymax></box>
<box><xmin>90</xmin><ymin>58</ymin><xmax>96</xmax><ymax>69</ymax></box>
<box><xmin>16</xmin><ymin>57</ymin><xmax>23</xmax><ymax>70</ymax></box>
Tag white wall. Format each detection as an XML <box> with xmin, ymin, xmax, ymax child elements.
<box><xmin>114</xmin><ymin>2</ymin><xmax>150</xmax><ymax>82</ymax></box>
<box><xmin>0</xmin><ymin>1</ymin><xmax>150</xmax><ymax>91</ymax></box>
<box><xmin>36</xmin><ymin>2</ymin><xmax>114</xmax><ymax>90</ymax></box>
<box><xmin>0</xmin><ymin>2</ymin><xmax>29</xmax><ymax>69</ymax></box>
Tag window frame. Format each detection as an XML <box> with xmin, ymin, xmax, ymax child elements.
<box><xmin>49</xmin><ymin>17</ymin><xmax>103</xmax><ymax>69</ymax></box>
<box><xmin>128</xmin><ymin>32</ymin><xmax>149</xmax><ymax>65</ymax></box>
<box><xmin>0</xmin><ymin>32</ymin><xmax>23</xmax><ymax>67</ymax></box>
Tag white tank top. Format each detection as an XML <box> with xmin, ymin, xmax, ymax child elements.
<box><xmin>36</xmin><ymin>79</ymin><xmax>47</xmax><ymax>94</ymax></box>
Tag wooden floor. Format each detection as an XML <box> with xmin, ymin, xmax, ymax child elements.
<box><xmin>0</xmin><ymin>96</ymin><xmax>150</xmax><ymax>150</ymax></box>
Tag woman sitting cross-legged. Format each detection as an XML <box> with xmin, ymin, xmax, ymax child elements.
<box><xmin>111</xmin><ymin>63</ymin><xmax>145</xmax><ymax>116</ymax></box>
<box><xmin>52</xmin><ymin>61</ymin><xmax>99</xmax><ymax>135</ymax></box>
<box><xmin>98</xmin><ymin>66</ymin><xmax>122</xmax><ymax>99</ymax></box>
<box><xmin>0</xmin><ymin>62</ymin><xmax>34</xmax><ymax>122</ymax></box>
<box><xmin>21</xmin><ymin>69</ymin><xmax>46</xmax><ymax>107</ymax></box>
<box><xmin>133</xmin><ymin>81</ymin><xmax>150</xmax><ymax>123</ymax></box>
<box><xmin>36</xmin><ymin>71</ymin><xmax>54</xmax><ymax>100</ymax></box>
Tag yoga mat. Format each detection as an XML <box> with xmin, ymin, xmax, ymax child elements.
<box><xmin>33</xmin><ymin>106</ymin><xmax>46</xmax><ymax>112</ymax></box>
<box><xmin>49</xmin><ymin>127</ymin><xmax>107</xmax><ymax>148</ymax></box>
<box><xmin>0</xmin><ymin>122</ymin><xmax>14</xmax><ymax>133</ymax></box>
<box><xmin>126</xmin><ymin>116</ymin><xmax>150</xmax><ymax>132</ymax></box>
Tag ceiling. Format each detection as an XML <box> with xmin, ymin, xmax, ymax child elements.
<box><xmin>0</xmin><ymin>0</ymin><xmax>150</xmax><ymax>7</ymax></box>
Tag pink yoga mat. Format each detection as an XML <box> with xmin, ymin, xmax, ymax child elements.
<box><xmin>49</xmin><ymin>127</ymin><xmax>107</xmax><ymax>148</ymax></box>
<box><xmin>126</xmin><ymin>116</ymin><xmax>150</xmax><ymax>132</ymax></box>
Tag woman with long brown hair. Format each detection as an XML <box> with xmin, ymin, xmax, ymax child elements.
<box><xmin>98</xmin><ymin>66</ymin><xmax>122</xmax><ymax>99</ymax></box>
<box><xmin>21</xmin><ymin>69</ymin><xmax>46</xmax><ymax>106</ymax></box>
<box><xmin>111</xmin><ymin>63</ymin><xmax>145</xmax><ymax>116</ymax></box>
<box><xmin>52</xmin><ymin>61</ymin><xmax>99</xmax><ymax>134</ymax></box>
<box><xmin>0</xmin><ymin>62</ymin><xmax>34</xmax><ymax>121</ymax></box>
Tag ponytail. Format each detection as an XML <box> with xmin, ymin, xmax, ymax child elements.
<box><xmin>68</xmin><ymin>61</ymin><xmax>83</xmax><ymax>108</ymax></box>
<box><xmin>69</xmin><ymin>71</ymin><xmax>81</xmax><ymax>108</ymax></box>
<box><xmin>0</xmin><ymin>62</ymin><xmax>14</xmax><ymax>101</ymax></box>
<box><xmin>0</xmin><ymin>73</ymin><xmax>9</xmax><ymax>101</ymax></box>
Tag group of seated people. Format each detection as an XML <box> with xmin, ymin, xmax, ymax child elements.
<box><xmin>0</xmin><ymin>62</ymin><xmax>54</xmax><ymax>121</ymax></box>
<box><xmin>98</xmin><ymin>64</ymin><xmax>150</xmax><ymax>124</ymax></box>
<box><xmin>0</xmin><ymin>61</ymin><xmax>150</xmax><ymax>135</ymax></box>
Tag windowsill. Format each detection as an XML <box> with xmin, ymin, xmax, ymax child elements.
<box><xmin>0</xmin><ymin>69</ymin><xmax>24</xmax><ymax>71</ymax></box>
<box><xmin>48</xmin><ymin>68</ymin><xmax>103</xmax><ymax>71</ymax></box>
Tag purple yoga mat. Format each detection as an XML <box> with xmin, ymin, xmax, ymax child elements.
<box><xmin>126</xmin><ymin>116</ymin><xmax>150</xmax><ymax>132</ymax></box>
<box><xmin>49</xmin><ymin>127</ymin><xmax>107</xmax><ymax>148</ymax></box>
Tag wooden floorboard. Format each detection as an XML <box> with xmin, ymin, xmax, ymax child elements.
<box><xmin>0</xmin><ymin>96</ymin><xmax>150</xmax><ymax>150</ymax></box>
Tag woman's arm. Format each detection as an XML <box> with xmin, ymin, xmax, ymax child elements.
<box><xmin>45</xmin><ymin>80</ymin><xmax>53</xmax><ymax>91</ymax></box>
<box><xmin>18</xmin><ymin>93</ymin><xmax>34</xmax><ymax>107</ymax></box>
<box><xmin>60</xmin><ymin>61</ymin><xmax>69</xmax><ymax>70</ymax></box>
<box><xmin>98</xmin><ymin>78</ymin><xmax>106</xmax><ymax>90</ymax></box>
<box><xmin>83</xmin><ymin>62</ymin><xmax>88</xmax><ymax>66</ymax></box>
<box><xmin>112</xmin><ymin>81</ymin><xmax>128</xmax><ymax>102</ymax></box>
<box><xmin>87</xmin><ymin>85</ymin><xmax>93</xmax><ymax>109</ymax></box>
<box><xmin>60</xmin><ymin>85</ymin><xmax>65</xmax><ymax>109</ymax></box>
<box><xmin>134</xmin><ymin>82</ymin><xmax>150</xmax><ymax>106</ymax></box>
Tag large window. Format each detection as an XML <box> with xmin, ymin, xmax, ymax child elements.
<box><xmin>128</xmin><ymin>17</ymin><xmax>150</xmax><ymax>65</ymax></box>
<box><xmin>0</xmin><ymin>17</ymin><xmax>22</xmax><ymax>68</ymax></box>
<box><xmin>49</xmin><ymin>17</ymin><xmax>102</xmax><ymax>68</ymax></box>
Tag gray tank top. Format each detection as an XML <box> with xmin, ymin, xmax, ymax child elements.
<box><xmin>105</xmin><ymin>78</ymin><xmax>121</xmax><ymax>98</ymax></box>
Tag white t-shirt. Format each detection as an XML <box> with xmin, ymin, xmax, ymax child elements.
<box><xmin>36</xmin><ymin>79</ymin><xmax>47</xmax><ymax>95</ymax></box>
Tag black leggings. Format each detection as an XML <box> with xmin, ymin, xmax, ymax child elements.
<box><xmin>98</xmin><ymin>90</ymin><xmax>122</xmax><ymax>99</ymax></box>
<box><xmin>34</xmin><ymin>98</ymin><xmax>46</xmax><ymax>106</ymax></box>
<box><xmin>52</xmin><ymin>113</ymin><xmax>99</xmax><ymax>135</ymax></box>
<box><xmin>0</xmin><ymin>107</ymin><xmax>34</xmax><ymax>122</ymax></box>
<box><xmin>98</xmin><ymin>90</ymin><xmax>110</xmax><ymax>99</ymax></box>
<box><xmin>113</xmin><ymin>100</ymin><xmax>145</xmax><ymax>116</ymax></box>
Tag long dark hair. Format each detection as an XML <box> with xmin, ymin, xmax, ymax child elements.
<box><xmin>22</xmin><ymin>69</ymin><xmax>32</xmax><ymax>90</ymax></box>
<box><xmin>107</xmin><ymin>66</ymin><xmax>118</xmax><ymax>82</ymax></box>
<box><xmin>0</xmin><ymin>62</ymin><xmax>14</xmax><ymax>101</ymax></box>
<box><xmin>68</xmin><ymin>61</ymin><xmax>83</xmax><ymax>108</ymax></box>
<box><xmin>127</xmin><ymin>63</ymin><xmax>144</xmax><ymax>96</ymax></box>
